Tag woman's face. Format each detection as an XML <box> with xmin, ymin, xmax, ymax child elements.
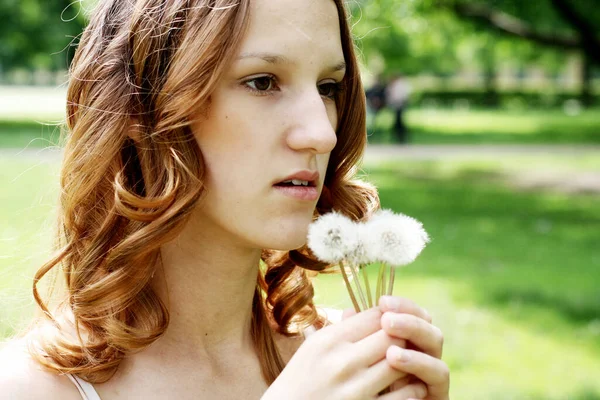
<box><xmin>191</xmin><ymin>0</ymin><xmax>345</xmax><ymax>251</ymax></box>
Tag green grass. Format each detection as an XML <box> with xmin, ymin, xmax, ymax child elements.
<box><xmin>315</xmin><ymin>159</ymin><xmax>600</xmax><ymax>399</ymax></box>
<box><xmin>1</xmin><ymin>155</ymin><xmax>599</xmax><ymax>399</ymax></box>
<box><xmin>0</xmin><ymin>120</ymin><xmax>64</xmax><ymax>149</ymax></box>
<box><xmin>0</xmin><ymin>156</ymin><xmax>60</xmax><ymax>337</ymax></box>
<box><xmin>369</xmin><ymin>108</ymin><xmax>600</xmax><ymax>144</ymax></box>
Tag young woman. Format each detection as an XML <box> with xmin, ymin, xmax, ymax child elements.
<box><xmin>1</xmin><ymin>0</ymin><xmax>449</xmax><ymax>398</ymax></box>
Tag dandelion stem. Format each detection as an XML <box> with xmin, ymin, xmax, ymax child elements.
<box><xmin>376</xmin><ymin>264</ymin><xmax>384</xmax><ymax>301</ymax></box>
<box><xmin>361</xmin><ymin>265</ymin><xmax>373</xmax><ymax>308</ymax></box>
<box><xmin>387</xmin><ymin>266</ymin><xmax>395</xmax><ymax>296</ymax></box>
<box><xmin>349</xmin><ymin>262</ymin><xmax>368</xmax><ymax>310</ymax></box>
<box><xmin>339</xmin><ymin>261</ymin><xmax>360</xmax><ymax>313</ymax></box>
<box><xmin>381</xmin><ymin>264</ymin><xmax>388</xmax><ymax>301</ymax></box>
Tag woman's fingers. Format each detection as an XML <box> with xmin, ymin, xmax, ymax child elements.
<box><xmin>386</xmin><ymin>346</ymin><xmax>450</xmax><ymax>400</ymax></box>
<box><xmin>378</xmin><ymin>382</ymin><xmax>428</xmax><ymax>400</ymax></box>
<box><xmin>324</xmin><ymin>307</ymin><xmax>382</xmax><ymax>343</ymax></box>
<box><xmin>379</xmin><ymin>296</ymin><xmax>432</xmax><ymax>323</ymax></box>
<box><xmin>380</xmin><ymin>312</ymin><xmax>444</xmax><ymax>359</ymax></box>
<box><xmin>357</xmin><ymin>358</ymin><xmax>408</xmax><ymax>396</ymax></box>
<box><xmin>341</xmin><ymin>307</ymin><xmax>357</xmax><ymax>320</ymax></box>
<box><xmin>354</xmin><ymin>329</ymin><xmax>407</xmax><ymax>367</ymax></box>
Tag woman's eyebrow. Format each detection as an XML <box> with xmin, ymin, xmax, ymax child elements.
<box><xmin>236</xmin><ymin>51</ymin><xmax>346</xmax><ymax>73</ymax></box>
<box><xmin>237</xmin><ymin>52</ymin><xmax>293</xmax><ymax>65</ymax></box>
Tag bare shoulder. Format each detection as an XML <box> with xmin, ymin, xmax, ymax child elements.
<box><xmin>0</xmin><ymin>339</ymin><xmax>81</xmax><ymax>400</ymax></box>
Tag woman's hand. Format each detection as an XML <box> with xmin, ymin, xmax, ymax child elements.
<box><xmin>262</xmin><ymin>307</ymin><xmax>407</xmax><ymax>400</ymax></box>
<box><xmin>378</xmin><ymin>295</ymin><xmax>449</xmax><ymax>400</ymax></box>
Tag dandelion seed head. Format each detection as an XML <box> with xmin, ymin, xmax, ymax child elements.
<box><xmin>307</xmin><ymin>211</ymin><xmax>360</xmax><ymax>263</ymax></box>
<box><xmin>364</xmin><ymin>209</ymin><xmax>430</xmax><ymax>266</ymax></box>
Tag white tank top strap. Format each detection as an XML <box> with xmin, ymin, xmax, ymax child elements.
<box><xmin>66</xmin><ymin>374</ymin><xmax>102</xmax><ymax>400</ymax></box>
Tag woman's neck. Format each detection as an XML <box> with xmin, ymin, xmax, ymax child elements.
<box><xmin>150</xmin><ymin>214</ymin><xmax>263</xmax><ymax>361</ymax></box>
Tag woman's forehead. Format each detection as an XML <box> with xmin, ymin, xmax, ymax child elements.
<box><xmin>238</xmin><ymin>0</ymin><xmax>343</xmax><ymax>64</ymax></box>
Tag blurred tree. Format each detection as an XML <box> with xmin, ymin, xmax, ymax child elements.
<box><xmin>348</xmin><ymin>0</ymin><xmax>466</xmax><ymax>77</ymax></box>
<box><xmin>0</xmin><ymin>0</ymin><xmax>87</xmax><ymax>73</ymax></box>
<box><xmin>349</xmin><ymin>0</ymin><xmax>540</xmax><ymax>106</ymax></box>
<box><xmin>442</xmin><ymin>0</ymin><xmax>600</xmax><ymax>105</ymax></box>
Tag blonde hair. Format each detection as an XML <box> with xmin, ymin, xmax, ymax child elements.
<box><xmin>28</xmin><ymin>0</ymin><xmax>379</xmax><ymax>384</ymax></box>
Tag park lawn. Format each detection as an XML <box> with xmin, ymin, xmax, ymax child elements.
<box><xmin>316</xmin><ymin>159</ymin><xmax>600</xmax><ymax>399</ymax></box>
<box><xmin>1</xmin><ymin>155</ymin><xmax>599</xmax><ymax>399</ymax></box>
<box><xmin>370</xmin><ymin>108</ymin><xmax>600</xmax><ymax>144</ymax></box>
<box><xmin>0</xmin><ymin>155</ymin><xmax>60</xmax><ymax>338</ymax></box>
<box><xmin>0</xmin><ymin>120</ymin><xmax>64</xmax><ymax>149</ymax></box>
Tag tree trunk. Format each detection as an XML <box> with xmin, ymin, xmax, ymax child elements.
<box><xmin>482</xmin><ymin>40</ymin><xmax>499</xmax><ymax>107</ymax></box>
<box><xmin>580</xmin><ymin>52</ymin><xmax>593</xmax><ymax>108</ymax></box>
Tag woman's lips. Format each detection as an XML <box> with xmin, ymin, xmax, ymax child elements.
<box><xmin>273</xmin><ymin>185</ymin><xmax>319</xmax><ymax>201</ymax></box>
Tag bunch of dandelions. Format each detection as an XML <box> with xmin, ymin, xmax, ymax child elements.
<box><xmin>307</xmin><ymin>209</ymin><xmax>430</xmax><ymax>312</ymax></box>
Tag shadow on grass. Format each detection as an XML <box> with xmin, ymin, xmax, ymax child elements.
<box><xmin>368</xmin><ymin>108</ymin><xmax>600</xmax><ymax>144</ymax></box>
<box><xmin>368</xmin><ymin>127</ymin><xmax>600</xmax><ymax>144</ymax></box>
<box><xmin>549</xmin><ymin>389</ymin><xmax>600</xmax><ymax>400</ymax></box>
<box><xmin>489</xmin><ymin>388</ymin><xmax>600</xmax><ymax>400</ymax></box>
<box><xmin>368</xmin><ymin>163</ymin><xmax>600</xmax><ymax>343</ymax></box>
<box><xmin>490</xmin><ymin>288</ymin><xmax>600</xmax><ymax>325</ymax></box>
<box><xmin>372</xmin><ymin>165</ymin><xmax>600</xmax><ymax>224</ymax></box>
<box><xmin>408</xmin><ymin>125</ymin><xmax>600</xmax><ymax>144</ymax></box>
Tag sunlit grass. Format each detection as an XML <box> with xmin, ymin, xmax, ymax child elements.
<box><xmin>316</xmin><ymin>159</ymin><xmax>600</xmax><ymax>399</ymax></box>
<box><xmin>0</xmin><ymin>156</ymin><xmax>59</xmax><ymax>337</ymax></box>
<box><xmin>1</xmin><ymin>155</ymin><xmax>599</xmax><ymax>399</ymax></box>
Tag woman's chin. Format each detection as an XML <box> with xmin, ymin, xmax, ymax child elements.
<box><xmin>263</xmin><ymin>236</ymin><xmax>308</xmax><ymax>252</ymax></box>
<box><xmin>257</xmin><ymin>227</ymin><xmax>310</xmax><ymax>252</ymax></box>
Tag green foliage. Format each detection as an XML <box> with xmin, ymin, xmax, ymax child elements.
<box><xmin>349</xmin><ymin>0</ymin><xmax>466</xmax><ymax>75</ymax></box>
<box><xmin>349</xmin><ymin>0</ymin><xmax>599</xmax><ymax>80</ymax></box>
<box><xmin>0</xmin><ymin>0</ymin><xmax>88</xmax><ymax>71</ymax></box>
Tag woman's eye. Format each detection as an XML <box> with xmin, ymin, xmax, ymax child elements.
<box><xmin>245</xmin><ymin>76</ymin><xmax>276</xmax><ymax>92</ymax></box>
<box><xmin>318</xmin><ymin>82</ymin><xmax>342</xmax><ymax>98</ymax></box>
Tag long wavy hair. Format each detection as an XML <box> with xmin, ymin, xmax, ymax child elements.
<box><xmin>27</xmin><ymin>0</ymin><xmax>379</xmax><ymax>385</ymax></box>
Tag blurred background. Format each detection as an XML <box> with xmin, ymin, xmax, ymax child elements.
<box><xmin>0</xmin><ymin>0</ymin><xmax>599</xmax><ymax>399</ymax></box>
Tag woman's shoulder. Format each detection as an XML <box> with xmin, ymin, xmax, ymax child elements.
<box><xmin>0</xmin><ymin>338</ymin><xmax>81</xmax><ymax>400</ymax></box>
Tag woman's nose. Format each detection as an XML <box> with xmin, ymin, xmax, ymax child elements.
<box><xmin>285</xmin><ymin>90</ymin><xmax>338</xmax><ymax>154</ymax></box>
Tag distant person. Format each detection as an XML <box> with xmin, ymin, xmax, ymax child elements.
<box><xmin>386</xmin><ymin>74</ymin><xmax>412</xmax><ymax>143</ymax></box>
<box><xmin>365</xmin><ymin>76</ymin><xmax>388</xmax><ymax>137</ymax></box>
<box><xmin>366</xmin><ymin>76</ymin><xmax>387</xmax><ymax>116</ymax></box>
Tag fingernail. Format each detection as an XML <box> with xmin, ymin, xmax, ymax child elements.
<box><xmin>382</xmin><ymin>296</ymin><xmax>401</xmax><ymax>311</ymax></box>
<box><xmin>389</xmin><ymin>345</ymin><xmax>410</xmax><ymax>362</ymax></box>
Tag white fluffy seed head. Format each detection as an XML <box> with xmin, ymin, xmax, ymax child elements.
<box><xmin>364</xmin><ymin>209</ymin><xmax>430</xmax><ymax>266</ymax></box>
<box><xmin>350</xmin><ymin>223</ymin><xmax>371</xmax><ymax>265</ymax></box>
<box><xmin>307</xmin><ymin>211</ymin><xmax>360</xmax><ymax>263</ymax></box>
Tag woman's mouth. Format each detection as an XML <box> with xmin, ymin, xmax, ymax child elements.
<box><xmin>273</xmin><ymin>178</ymin><xmax>318</xmax><ymax>201</ymax></box>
